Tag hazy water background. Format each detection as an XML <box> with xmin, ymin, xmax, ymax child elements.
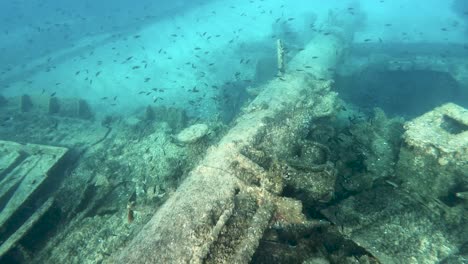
<box><xmin>0</xmin><ymin>0</ymin><xmax>467</xmax><ymax>119</ymax></box>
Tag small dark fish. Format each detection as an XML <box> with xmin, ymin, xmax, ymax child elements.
<box><xmin>287</xmin><ymin>18</ymin><xmax>295</xmax><ymax>21</ymax></box>
<box><xmin>134</xmin><ymin>35</ymin><xmax>141</xmax><ymax>38</ymax></box>
<box><xmin>50</xmin><ymin>92</ymin><xmax>56</xmax><ymax>97</ymax></box>
<box><xmin>132</xmin><ymin>66</ymin><xmax>140</xmax><ymax>70</ymax></box>
<box><xmin>101</xmin><ymin>97</ymin><xmax>108</xmax><ymax>100</ymax></box>
<box><xmin>364</xmin><ymin>38</ymin><xmax>372</xmax><ymax>42</ymax></box>
<box><xmin>95</xmin><ymin>71</ymin><xmax>101</xmax><ymax>77</ymax></box>
<box><xmin>113</xmin><ymin>96</ymin><xmax>118</xmax><ymax>101</ymax></box>
<box><xmin>144</xmin><ymin>77</ymin><xmax>151</xmax><ymax>82</ymax></box>
<box><xmin>75</xmin><ymin>71</ymin><xmax>80</xmax><ymax>75</ymax></box>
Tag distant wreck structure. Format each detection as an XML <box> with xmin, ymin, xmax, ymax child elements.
<box><xmin>2</xmin><ymin>94</ymin><xmax>93</xmax><ymax>119</ymax></box>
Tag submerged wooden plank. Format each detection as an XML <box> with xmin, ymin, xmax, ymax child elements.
<box><xmin>0</xmin><ymin>156</ymin><xmax>37</xmax><ymax>203</ymax></box>
<box><xmin>0</xmin><ymin>151</ymin><xmax>23</xmax><ymax>179</ymax></box>
<box><xmin>0</xmin><ymin>140</ymin><xmax>68</xmax><ymax>238</ymax></box>
<box><xmin>0</xmin><ymin>197</ymin><xmax>55</xmax><ymax>258</ymax></box>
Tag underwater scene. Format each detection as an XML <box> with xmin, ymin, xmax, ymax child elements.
<box><xmin>0</xmin><ymin>0</ymin><xmax>467</xmax><ymax>263</ymax></box>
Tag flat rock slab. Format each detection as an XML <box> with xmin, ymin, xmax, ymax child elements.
<box><xmin>404</xmin><ymin>102</ymin><xmax>468</xmax><ymax>156</ymax></box>
<box><xmin>321</xmin><ymin>186</ymin><xmax>464</xmax><ymax>263</ymax></box>
<box><xmin>0</xmin><ymin>140</ymin><xmax>68</xmax><ymax>258</ymax></box>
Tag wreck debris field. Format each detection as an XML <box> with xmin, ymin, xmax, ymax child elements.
<box><xmin>0</xmin><ymin>0</ymin><xmax>467</xmax><ymax>263</ymax></box>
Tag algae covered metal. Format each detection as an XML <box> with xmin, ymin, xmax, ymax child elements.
<box><xmin>398</xmin><ymin>103</ymin><xmax>468</xmax><ymax>200</ymax></box>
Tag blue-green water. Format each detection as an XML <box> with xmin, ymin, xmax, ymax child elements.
<box><xmin>1</xmin><ymin>0</ymin><xmax>467</xmax><ymax>119</ymax></box>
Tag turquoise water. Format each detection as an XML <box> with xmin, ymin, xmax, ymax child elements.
<box><xmin>1</xmin><ymin>0</ymin><xmax>467</xmax><ymax>119</ymax></box>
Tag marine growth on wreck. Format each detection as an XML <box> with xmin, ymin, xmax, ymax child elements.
<box><xmin>0</xmin><ymin>1</ymin><xmax>467</xmax><ymax>263</ymax></box>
